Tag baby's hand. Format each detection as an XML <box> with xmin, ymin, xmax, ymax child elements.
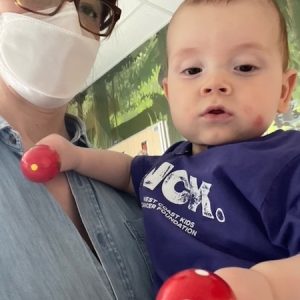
<box><xmin>21</xmin><ymin>144</ymin><xmax>60</xmax><ymax>182</ymax></box>
<box><xmin>36</xmin><ymin>134</ymin><xmax>78</xmax><ymax>172</ymax></box>
<box><xmin>215</xmin><ymin>267</ymin><xmax>274</xmax><ymax>300</ymax></box>
<box><xmin>20</xmin><ymin>134</ymin><xmax>77</xmax><ymax>182</ymax></box>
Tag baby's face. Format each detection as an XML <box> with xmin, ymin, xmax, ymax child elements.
<box><xmin>163</xmin><ymin>0</ymin><xmax>296</xmax><ymax>151</ymax></box>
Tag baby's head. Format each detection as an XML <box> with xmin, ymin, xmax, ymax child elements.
<box><xmin>169</xmin><ymin>0</ymin><xmax>290</xmax><ymax>71</ymax></box>
<box><xmin>163</xmin><ymin>0</ymin><xmax>297</xmax><ymax>153</ymax></box>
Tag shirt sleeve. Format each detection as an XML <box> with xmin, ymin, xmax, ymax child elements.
<box><xmin>261</xmin><ymin>155</ymin><xmax>300</xmax><ymax>255</ymax></box>
<box><xmin>131</xmin><ymin>155</ymin><xmax>160</xmax><ymax>201</ymax></box>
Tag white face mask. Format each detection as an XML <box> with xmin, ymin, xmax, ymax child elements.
<box><xmin>0</xmin><ymin>3</ymin><xmax>100</xmax><ymax>109</ymax></box>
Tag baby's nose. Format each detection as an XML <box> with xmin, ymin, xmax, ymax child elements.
<box><xmin>202</xmin><ymin>86</ymin><xmax>230</xmax><ymax>94</ymax></box>
<box><xmin>200</xmin><ymin>79</ymin><xmax>232</xmax><ymax>96</ymax></box>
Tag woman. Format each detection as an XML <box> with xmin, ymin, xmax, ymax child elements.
<box><xmin>0</xmin><ymin>1</ymin><xmax>153</xmax><ymax>299</ymax></box>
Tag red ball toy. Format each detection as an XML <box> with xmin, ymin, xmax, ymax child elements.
<box><xmin>20</xmin><ymin>144</ymin><xmax>60</xmax><ymax>183</ymax></box>
<box><xmin>156</xmin><ymin>269</ymin><xmax>236</xmax><ymax>300</ymax></box>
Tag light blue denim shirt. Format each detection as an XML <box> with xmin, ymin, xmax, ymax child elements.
<box><xmin>0</xmin><ymin>114</ymin><xmax>153</xmax><ymax>300</ymax></box>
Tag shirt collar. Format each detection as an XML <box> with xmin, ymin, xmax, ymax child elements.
<box><xmin>173</xmin><ymin>141</ymin><xmax>193</xmax><ymax>155</ymax></box>
<box><xmin>65</xmin><ymin>113</ymin><xmax>90</xmax><ymax>147</ymax></box>
<box><xmin>0</xmin><ymin>115</ymin><xmax>11</xmax><ymax>131</ymax></box>
<box><xmin>0</xmin><ymin>113</ymin><xmax>90</xmax><ymax>148</ymax></box>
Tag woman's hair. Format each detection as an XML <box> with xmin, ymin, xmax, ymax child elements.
<box><xmin>174</xmin><ymin>0</ymin><xmax>289</xmax><ymax>70</ymax></box>
<box><xmin>101</xmin><ymin>0</ymin><xmax>120</xmax><ymax>37</ymax></box>
<box><xmin>106</xmin><ymin>0</ymin><xmax>118</xmax><ymax>5</ymax></box>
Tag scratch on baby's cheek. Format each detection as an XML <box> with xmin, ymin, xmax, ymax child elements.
<box><xmin>253</xmin><ymin>115</ymin><xmax>264</xmax><ymax>128</ymax></box>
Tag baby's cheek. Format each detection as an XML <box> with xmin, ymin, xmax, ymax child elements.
<box><xmin>243</xmin><ymin>105</ymin><xmax>253</xmax><ymax>115</ymax></box>
<box><xmin>243</xmin><ymin>106</ymin><xmax>266</xmax><ymax>131</ymax></box>
<box><xmin>252</xmin><ymin>114</ymin><xmax>269</xmax><ymax>133</ymax></box>
<box><xmin>253</xmin><ymin>115</ymin><xmax>264</xmax><ymax>127</ymax></box>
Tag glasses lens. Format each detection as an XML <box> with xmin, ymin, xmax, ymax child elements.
<box><xmin>16</xmin><ymin>0</ymin><xmax>62</xmax><ymax>13</ymax></box>
<box><xmin>16</xmin><ymin>0</ymin><xmax>121</xmax><ymax>36</ymax></box>
<box><xmin>77</xmin><ymin>0</ymin><xmax>120</xmax><ymax>36</ymax></box>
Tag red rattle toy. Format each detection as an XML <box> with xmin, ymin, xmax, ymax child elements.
<box><xmin>20</xmin><ymin>145</ymin><xmax>60</xmax><ymax>183</ymax></box>
<box><xmin>156</xmin><ymin>268</ymin><xmax>236</xmax><ymax>300</ymax></box>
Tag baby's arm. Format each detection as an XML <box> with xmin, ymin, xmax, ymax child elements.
<box><xmin>38</xmin><ymin>134</ymin><xmax>133</xmax><ymax>193</ymax></box>
<box><xmin>215</xmin><ymin>254</ymin><xmax>300</xmax><ymax>300</ymax></box>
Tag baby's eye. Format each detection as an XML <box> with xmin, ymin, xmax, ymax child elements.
<box><xmin>234</xmin><ymin>64</ymin><xmax>258</xmax><ymax>73</ymax></box>
<box><xmin>182</xmin><ymin>67</ymin><xmax>202</xmax><ymax>76</ymax></box>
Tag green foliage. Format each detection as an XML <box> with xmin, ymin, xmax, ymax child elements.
<box><xmin>68</xmin><ymin>27</ymin><xmax>169</xmax><ymax>147</ymax></box>
<box><xmin>103</xmin><ymin>33</ymin><xmax>165</xmax><ymax>129</ymax></box>
<box><xmin>109</xmin><ymin>64</ymin><xmax>163</xmax><ymax>127</ymax></box>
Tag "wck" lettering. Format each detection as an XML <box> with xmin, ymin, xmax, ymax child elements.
<box><xmin>143</xmin><ymin>162</ymin><xmax>216</xmax><ymax>219</ymax></box>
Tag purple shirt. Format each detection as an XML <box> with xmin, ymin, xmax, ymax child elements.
<box><xmin>131</xmin><ymin>130</ymin><xmax>300</xmax><ymax>290</ymax></box>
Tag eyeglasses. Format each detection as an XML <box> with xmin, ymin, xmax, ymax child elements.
<box><xmin>14</xmin><ymin>0</ymin><xmax>121</xmax><ymax>37</ymax></box>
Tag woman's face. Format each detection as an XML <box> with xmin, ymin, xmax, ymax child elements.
<box><xmin>0</xmin><ymin>1</ymin><xmax>25</xmax><ymax>13</ymax></box>
<box><xmin>0</xmin><ymin>1</ymin><xmax>78</xmax><ymax>14</ymax></box>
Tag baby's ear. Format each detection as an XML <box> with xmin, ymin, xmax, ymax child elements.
<box><xmin>162</xmin><ymin>78</ymin><xmax>169</xmax><ymax>100</ymax></box>
<box><xmin>278</xmin><ymin>69</ymin><xmax>298</xmax><ymax>113</ymax></box>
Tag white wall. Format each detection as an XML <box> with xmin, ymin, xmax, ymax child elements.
<box><xmin>86</xmin><ymin>0</ymin><xmax>183</xmax><ymax>85</ymax></box>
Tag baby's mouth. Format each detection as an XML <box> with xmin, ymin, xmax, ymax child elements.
<box><xmin>201</xmin><ymin>106</ymin><xmax>233</xmax><ymax>121</ymax></box>
<box><xmin>208</xmin><ymin>109</ymin><xmax>225</xmax><ymax>115</ymax></box>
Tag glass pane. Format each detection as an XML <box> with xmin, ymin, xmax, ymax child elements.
<box><xmin>69</xmin><ymin>26</ymin><xmax>180</xmax><ymax>154</ymax></box>
<box><xmin>70</xmin><ymin>0</ymin><xmax>300</xmax><ymax>154</ymax></box>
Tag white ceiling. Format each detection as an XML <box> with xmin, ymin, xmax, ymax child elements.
<box><xmin>87</xmin><ymin>0</ymin><xmax>183</xmax><ymax>84</ymax></box>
